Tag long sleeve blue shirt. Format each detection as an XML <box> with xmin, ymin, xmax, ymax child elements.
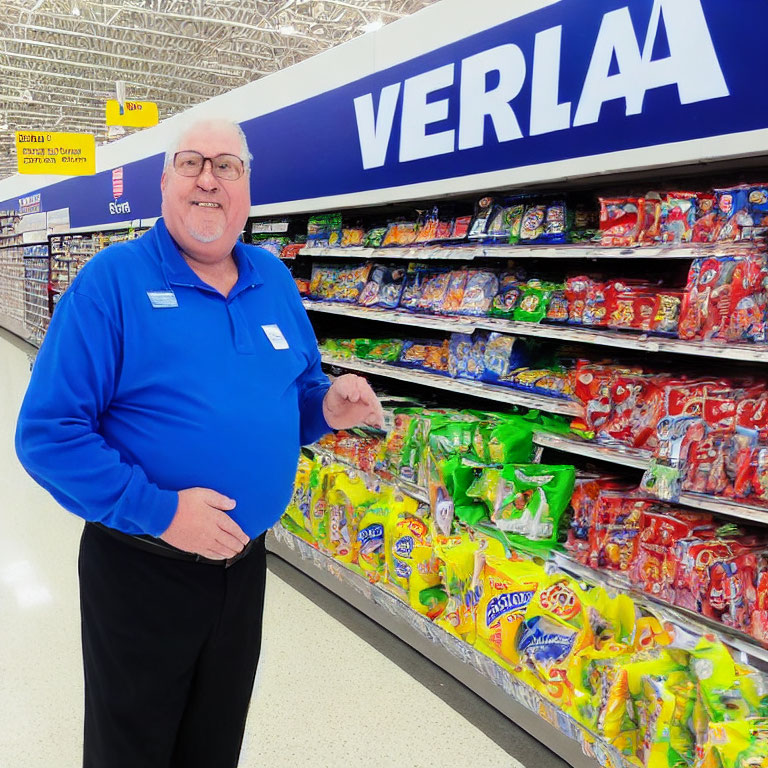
<box><xmin>15</xmin><ymin>218</ymin><xmax>331</xmax><ymax>538</ymax></box>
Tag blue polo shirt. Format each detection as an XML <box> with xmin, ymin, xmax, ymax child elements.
<box><xmin>15</xmin><ymin>218</ymin><xmax>331</xmax><ymax>538</ymax></box>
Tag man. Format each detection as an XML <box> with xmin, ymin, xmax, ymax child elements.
<box><xmin>15</xmin><ymin>118</ymin><xmax>383</xmax><ymax>768</ymax></box>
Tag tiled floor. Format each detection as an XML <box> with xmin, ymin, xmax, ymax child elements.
<box><xmin>0</xmin><ymin>330</ymin><xmax>538</xmax><ymax>768</ymax></box>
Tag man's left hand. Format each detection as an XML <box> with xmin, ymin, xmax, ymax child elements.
<box><xmin>322</xmin><ymin>374</ymin><xmax>384</xmax><ymax>430</ymax></box>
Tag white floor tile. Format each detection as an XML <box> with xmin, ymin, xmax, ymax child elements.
<box><xmin>0</xmin><ymin>333</ymin><xmax>518</xmax><ymax>768</ymax></box>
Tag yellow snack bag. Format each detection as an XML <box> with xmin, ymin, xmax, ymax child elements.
<box><xmin>698</xmin><ymin>718</ymin><xmax>768</xmax><ymax>768</ymax></box>
<box><xmin>322</xmin><ymin>467</ymin><xmax>375</xmax><ymax>562</ymax></box>
<box><xmin>475</xmin><ymin>556</ymin><xmax>545</xmax><ymax>670</ymax></box>
<box><xmin>283</xmin><ymin>454</ymin><xmax>316</xmax><ymax>533</ymax></box>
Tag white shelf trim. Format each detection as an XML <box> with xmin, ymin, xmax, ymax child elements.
<box><xmin>320</xmin><ymin>353</ymin><xmax>581</xmax><ymax>417</ymax></box>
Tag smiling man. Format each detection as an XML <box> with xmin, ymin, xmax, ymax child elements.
<box><xmin>15</xmin><ymin>118</ymin><xmax>382</xmax><ymax>768</ymax></box>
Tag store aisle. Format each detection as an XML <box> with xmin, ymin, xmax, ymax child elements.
<box><xmin>0</xmin><ymin>330</ymin><xmax>558</xmax><ymax>768</ymax></box>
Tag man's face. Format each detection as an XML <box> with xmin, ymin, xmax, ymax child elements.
<box><xmin>160</xmin><ymin>125</ymin><xmax>251</xmax><ymax>262</ymax></box>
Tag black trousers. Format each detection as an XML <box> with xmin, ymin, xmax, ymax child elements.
<box><xmin>78</xmin><ymin>522</ymin><xmax>268</xmax><ymax>768</ymax></box>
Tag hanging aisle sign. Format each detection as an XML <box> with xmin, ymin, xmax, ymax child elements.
<box><xmin>105</xmin><ymin>100</ymin><xmax>159</xmax><ymax>128</ymax></box>
<box><xmin>15</xmin><ymin>132</ymin><xmax>96</xmax><ymax>176</ymax></box>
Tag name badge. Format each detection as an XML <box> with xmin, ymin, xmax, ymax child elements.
<box><xmin>147</xmin><ymin>290</ymin><xmax>178</xmax><ymax>309</ymax></box>
<box><xmin>262</xmin><ymin>324</ymin><xmax>289</xmax><ymax>350</ymax></box>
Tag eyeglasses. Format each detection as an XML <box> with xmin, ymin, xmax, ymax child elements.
<box><xmin>172</xmin><ymin>150</ymin><xmax>245</xmax><ymax>180</ymax></box>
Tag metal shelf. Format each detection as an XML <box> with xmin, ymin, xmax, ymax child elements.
<box><xmin>551</xmin><ymin>551</ymin><xmax>768</xmax><ymax>672</ymax></box>
<box><xmin>304</xmin><ymin>300</ymin><xmax>768</xmax><ymax>364</ymax></box>
<box><xmin>321</xmin><ymin>354</ymin><xmax>582</xmax><ymax>417</ymax></box>
<box><xmin>266</xmin><ymin>526</ymin><xmax>616</xmax><ymax>768</ymax></box>
<box><xmin>300</xmin><ymin>243</ymin><xmax>755</xmax><ymax>261</ymax></box>
<box><xmin>533</xmin><ymin>432</ymin><xmax>768</xmax><ymax>526</ymax></box>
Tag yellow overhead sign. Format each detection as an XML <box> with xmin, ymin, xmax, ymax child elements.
<box><xmin>106</xmin><ymin>100</ymin><xmax>159</xmax><ymax>128</ymax></box>
<box><xmin>15</xmin><ymin>131</ymin><xmax>96</xmax><ymax>176</ymax></box>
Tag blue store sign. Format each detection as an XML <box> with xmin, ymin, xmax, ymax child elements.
<box><xmin>1</xmin><ymin>0</ymin><xmax>766</xmax><ymax>225</ymax></box>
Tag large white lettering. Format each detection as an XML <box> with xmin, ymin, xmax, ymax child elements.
<box><xmin>352</xmin><ymin>0</ymin><xmax>730</xmax><ymax>168</ymax></box>
<box><xmin>399</xmin><ymin>64</ymin><xmax>455</xmax><ymax>163</ymax></box>
<box><xmin>530</xmin><ymin>26</ymin><xmax>571</xmax><ymax>136</ymax></box>
<box><xmin>353</xmin><ymin>83</ymin><xmax>401</xmax><ymax>170</ymax></box>
<box><xmin>574</xmin><ymin>0</ymin><xmax>728</xmax><ymax>126</ymax></box>
<box><xmin>458</xmin><ymin>44</ymin><xmax>525</xmax><ymax>151</ymax></box>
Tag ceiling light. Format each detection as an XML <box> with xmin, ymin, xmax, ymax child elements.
<box><xmin>71</xmin><ymin>3</ymin><xmax>80</xmax><ymax>15</ymax></box>
<box><xmin>279</xmin><ymin>25</ymin><xmax>296</xmax><ymax>35</ymax></box>
<box><xmin>360</xmin><ymin>20</ymin><xmax>384</xmax><ymax>33</ymax></box>
<box><xmin>0</xmin><ymin>123</ymin><xmax>8</xmax><ymax>131</ymax></box>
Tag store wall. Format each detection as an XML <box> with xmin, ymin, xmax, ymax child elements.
<box><xmin>1</xmin><ymin>0</ymin><xmax>767</xmax><ymax>225</ymax></box>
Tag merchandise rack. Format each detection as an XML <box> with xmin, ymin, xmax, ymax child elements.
<box><xmin>268</xmin><ymin>524</ymin><xmax>625</xmax><ymax>768</ymax></box>
<box><xmin>304</xmin><ymin>299</ymin><xmax>768</xmax><ymax>364</ymax></box>
<box><xmin>532</xmin><ymin>431</ymin><xmax>768</xmax><ymax>526</ymax></box>
<box><xmin>551</xmin><ymin>551</ymin><xmax>768</xmax><ymax>673</ymax></box>
<box><xmin>300</xmin><ymin>242</ymin><xmax>755</xmax><ymax>262</ymax></box>
<box><xmin>321</xmin><ymin>353</ymin><xmax>582</xmax><ymax>417</ymax></box>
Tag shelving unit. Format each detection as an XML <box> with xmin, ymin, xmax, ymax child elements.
<box><xmin>321</xmin><ymin>353</ymin><xmax>582</xmax><ymax>417</ymax></box>
<box><xmin>268</xmin><ymin>525</ymin><xmax>621</xmax><ymax>768</ymax></box>
<box><xmin>532</xmin><ymin>432</ymin><xmax>768</xmax><ymax>526</ymax></box>
<box><xmin>300</xmin><ymin>243</ymin><xmax>753</xmax><ymax>262</ymax></box>
<box><xmin>305</xmin><ymin>300</ymin><xmax>768</xmax><ymax>364</ymax></box>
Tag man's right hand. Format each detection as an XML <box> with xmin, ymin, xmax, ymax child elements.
<box><xmin>160</xmin><ymin>488</ymin><xmax>249</xmax><ymax>559</ymax></box>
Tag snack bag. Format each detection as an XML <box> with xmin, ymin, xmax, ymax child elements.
<box><xmin>382</xmin><ymin>221</ymin><xmax>419</xmax><ymax>247</ymax></box>
<box><xmin>514</xmin><ymin>281</ymin><xmax>553</xmax><ymax>323</ymax></box>
<box><xmin>486</xmin><ymin>199</ymin><xmax>524</xmax><ymax>242</ymax></box>
<box><xmin>698</xmin><ymin>719</ymin><xmax>768</xmax><ymax>768</ymax></box>
<box><xmin>639</xmin><ymin>195</ymin><xmax>663</xmax><ymax>244</ymax></box>
<box><xmin>546</xmin><ymin>289</ymin><xmax>569</xmax><ymax>323</ymax></box>
<box><xmin>448</xmin><ymin>332</ymin><xmax>487</xmax><ymax>380</ymax></box>
<box><xmin>363</xmin><ymin>227</ymin><xmax>388</xmax><ymax>248</ymax></box>
<box><xmin>475</xmin><ymin>555</ymin><xmax>546</xmax><ymax>668</ymax></box>
<box><xmin>358</xmin><ymin>264</ymin><xmax>407</xmax><ymax>308</ymax></box>
<box><xmin>489</xmin><ymin>274</ymin><xmax>524</xmax><ymax>318</ymax></box>
<box><xmin>661</xmin><ymin>192</ymin><xmax>697</xmax><ymax>244</ymax></box>
<box><xmin>341</xmin><ymin>228</ymin><xmax>366</xmax><ymax>248</ymax></box>
<box><xmin>417</xmin><ymin>271</ymin><xmax>452</xmax><ymax>313</ymax></box>
<box><xmin>600</xmin><ymin>197</ymin><xmax>643</xmax><ymax>247</ymax></box>
<box><xmin>692</xmin><ymin>194</ymin><xmax>718</xmax><ymax>244</ymax></box>
<box><xmin>323</xmin><ymin>468</ymin><xmax>377</xmax><ymax>562</ymax></box>
<box><xmin>455</xmin><ymin>271</ymin><xmax>499</xmax><ymax>316</ymax></box>
<box><xmin>481</xmin><ymin>333</ymin><xmax>529</xmax><ymax>384</ymax></box>
<box><xmin>519</xmin><ymin>204</ymin><xmax>547</xmax><ymax>243</ymax></box>
<box><xmin>283</xmin><ymin>454</ymin><xmax>316</xmax><ymax>534</ymax></box>
<box><xmin>468</xmin><ymin>197</ymin><xmax>499</xmax><ymax>240</ymax></box>
<box><xmin>439</xmin><ymin>270</ymin><xmax>469</xmax><ymax>314</ymax></box>
<box><xmin>541</xmin><ymin>201</ymin><xmax>568</xmax><ymax>244</ymax></box>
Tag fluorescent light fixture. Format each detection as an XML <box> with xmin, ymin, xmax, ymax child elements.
<box><xmin>360</xmin><ymin>19</ymin><xmax>383</xmax><ymax>33</ymax></box>
<box><xmin>279</xmin><ymin>25</ymin><xmax>296</xmax><ymax>35</ymax></box>
<box><xmin>71</xmin><ymin>2</ymin><xmax>80</xmax><ymax>15</ymax></box>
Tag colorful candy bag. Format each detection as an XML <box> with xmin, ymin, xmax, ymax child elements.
<box><xmin>439</xmin><ymin>270</ymin><xmax>468</xmax><ymax>314</ymax></box>
<box><xmin>417</xmin><ymin>271</ymin><xmax>452</xmax><ymax>314</ymax></box>
<box><xmin>486</xmin><ymin>199</ymin><xmax>525</xmax><ymax>242</ymax></box>
<box><xmin>514</xmin><ymin>281</ymin><xmax>553</xmax><ymax>322</ymax></box>
<box><xmin>382</xmin><ymin>220</ymin><xmax>419</xmax><ymax>247</ymax></box>
<box><xmin>489</xmin><ymin>274</ymin><xmax>524</xmax><ymax>318</ymax></box>
<box><xmin>341</xmin><ymin>228</ymin><xmax>366</xmax><ymax>248</ymax></box>
<box><xmin>399</xmin><ymin>268</ymin><xmax>430</xmax><ymax>311</ymax></box>
<box><xmin>468</xmin><ymin>196</ymin><xmax>499</xmax><ymax>240</ymax></box>
<box><xmin>697</xmin><ymin>718</ymin><xmax>768</xmax><ymax>768</ymax></box>
<box><xmin>398</xmin><ymin>339</ymin><xmax>450</xmax><ymax>375</ymax></box>
<box><xmin>481</xmin><ymin>333</ymin><xmax>529</xmax><ymax>384</ymax></box>
<box><xmin>455</xmin><ymin>271</ymin><xmax>499</xmax><ymax>316</ymax></box>
<box><xmin>309</xmin><ymin>263</ymin><xmax>372</xmax><ymax>302</ymax></box>
<box><xmin>307</xmin><ymin>212</ymin><xmax>343</xmax><ymax>248</ymax></box>
<box><xmin>519</xmin><ymin>204</ymin><xmax>547</xmax><ymax>243</ymax></box>
<box><xmin>661</xmin><ymin>192</ymin><xmax>697</xmax><ymax>244</ymax></box>
<box><xmin>322</xmin><ymin>467</ymin><xmax>378</xmax><ymax>562</ymax></box>
<box><xmin>475</xmin><ymin>555</ymin><xmax>545</xmax><ymax>669</ymax></box>
<box><xmin>282</xmin><ymin>454</ymin><xmax>316</xmax><ymax>534</ymax></box>
<box><xmin>466</xmin><ymin>464</ymin><xmax>575</xmax><ymax>541</ymax></box>
<box><xmin>600</xmin><ymin>197</ymin><xmax>643</xmax><ymax>247</ymax></box>
<box><xmin>357</xmin><ymin>264</ymin><xmax>407</xmax><ymax>308</ymax></box>
<box><xmin>363</xmin><ymin>227</ymin><xmax>388</xmax><ymax>248</ymax></box>
<box><xmin>448</xmin><ymin>332</ymin><xmax>487</xmax><ymax>380</ymax></box>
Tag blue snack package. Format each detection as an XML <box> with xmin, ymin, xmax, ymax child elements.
<box><xmin>448</xmin><ymin>332</ymin><xmax>488</xmax><ymax>380</ymax></box>
<box><xmin>490</xmin><ymin>274</ymin><xmax>524</xmax><ymax>318</ymax></box>
<box><xmin>747</xmin><ymin>185</ymin><xmax>768</xmax><ymax>240</ymax></box>
<box><xmin>400</xmin><ymin>269</ymin><xmax>430</xmax><ymax>311</ymax></box>
<box><xmin>358</xmin><ymin>264</ymin><xmax>407</xmax><ymax>308</ymax></box>
<box><xmin>715</xmin><ymin>186</ymin><xmax>751</xmax><ymax>241</ymax></box>
<box><xmin>455</xmin><ymin>271</ymin><xmax>499</xmax><ymax>316</ymax></box>
<box><xmin>481</xmin><ymin>333</ymin><xmax>529</xmax><ymax>384</ymax></box>
<box><xmin>417</xmin><ymin>270</ymin><xmax>452</xmax><ymax>314</ymax></box>
<box><xmin>398</xmin><ymin>339</ymin><xmax>451</xmax><ymax>375</ymax></box>
<box><xmin>540</xmin><ymin>201</ymin><xmax>568</xmax><ymax>244</ymax></box>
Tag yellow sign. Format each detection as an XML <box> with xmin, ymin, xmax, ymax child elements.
<box><xmin>15</xmin><ymin>131</ymin><xmax>96</xmax><ymax>176</ymax></box>
<box><xmin>106</xmin><ymin>100</ymin><xmax>159</xmax><ymax>128</ymax></box>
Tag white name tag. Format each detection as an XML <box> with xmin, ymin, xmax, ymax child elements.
<box><xmin>147</xmin><ymin>290</ymin><xmax>178</xmax><ymax>309</ymax></box>
<box><xmin>262</xmin><ymin>324</ymin><xmax>289</xmax><ymax>350</ymax></box>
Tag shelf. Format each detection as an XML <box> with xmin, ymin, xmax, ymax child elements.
<box><xmin>533</xmin><ymin>432</ymin><xmax>768</xmax><ymax>526</ymax></box>
<box><xmin>321</xmin><ymin>353</ymin><xmax>582</xmax><ymax>417</ymax></box>
<box><xmin>266</xmin><ymin>526</ymin><xmax>616</xmax><ymax>768</ymax></box>
<box><xmin>304</xmin><ymin>300</ymin><xmax>768</xmax><ymax>364</ymax></box>
<box><xmin>299</xmin><ymin>243</ymin><xmax>756</xmax><ymax>262</ymax></box>
<box><xmin>551</xmin><ymin>551</ymin><xmax>768</xmax><ymax>673</ymax></box>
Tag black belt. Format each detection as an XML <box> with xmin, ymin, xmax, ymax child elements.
<box><xmin>91</xmin><ymin>523</ymin><xmax>255</xmax><ymax>568</ymax></box>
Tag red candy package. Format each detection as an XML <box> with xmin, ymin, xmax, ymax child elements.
<box><xmin>599</xmin><ymin>197</ymin><xmax>643</xmax><ymax>247</ymax></box>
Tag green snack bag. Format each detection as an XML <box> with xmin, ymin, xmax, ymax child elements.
<box><xmin>513</xmin><ymin>282</ymin><xmax>552</xmax><ymax>323</ymax></box>
<box><xmin>506</xmin><ymin>203</ymin><xmax>526</xmax><ymax>245</ymax></box>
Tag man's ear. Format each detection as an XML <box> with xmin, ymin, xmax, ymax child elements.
<box><xmin>160</xmin><ymin>169</ymin><xmax>167</xmax><ymax>194</ymax></box>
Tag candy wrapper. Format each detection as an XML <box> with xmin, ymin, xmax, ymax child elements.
<box><xmin>481</xmin><ymin>333</ymin><xmax>529</xmax><ymax>384</ymax></box>
<box><xmin>340</xmin><ymin>228</ymin><xmax>366</xmax><ymax>248</ymax></box>
<box><xmin>514</xmin><ymin>281</ymin><xmax>554</xmax><ymax>323</ymax></box>
<box><xmin>448</xmin><ymin>332</ymin><xmax>488</xmax><ymax>380</ymax></box>
<box><xmin>600</xmin><ymin>197</ymin><xmax>643</xmax><ymax>247</ymax></box>
<box><xmin>455</xmin><ymin>271</ymin><xmax>499</xmax><ymax>316</ymax></box>
<box><xmin>661</xmin><ymin>192</ymin><xmax>697</xmax><ymax>244</ymax></box>
<box><xmin>357</xmin><ymin>264</ymin><xmax>407</xmax><ymax>308</ymax></box>
<box><xmin>439</xmin><ymin>270</ymin><xmax>468</xmax><ymax>314</ymax></box>
<box><xmin>466</xmin><ymin>463</ymin><xmax>575</xmax><ymax>541</ymax></box>
<box><xmin>489</xmin><ymin>274</ymin><xmax>524</xmax><ymax>318</ymax></box>
<box><xmin>468</xmin><ymin>196</ymin><xmax>499</xmax><ymax>241</ymax></box>
<box><xmin>398</xmin><ymin>339</ymin><xmax>450</xmax><ymax>375</ymax></box>
<box><xmin>363</xmin><ymin>227</ymin><xmax>387</xmax><ymax>248</ymax></box>
<box><xmin>382</xmin><ymin>221</ymin><xmax>419</xmax><ymax>247</ymax></box>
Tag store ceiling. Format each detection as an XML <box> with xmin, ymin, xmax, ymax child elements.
<box><xmin>0</xmin><ymin>0</ymin><xmax>437</xmax><ymax>181</ymax></box>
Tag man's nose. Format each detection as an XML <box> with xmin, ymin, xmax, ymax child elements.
<box><xmin>196</xmin><ymin>158</ymin><xmax>219</xmax><ymax>190</ymax></box>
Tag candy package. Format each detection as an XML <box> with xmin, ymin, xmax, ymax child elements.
<box><xmin>638</xmin><ymin>195</ymin><xmax>662</xmax><ymax>244</ymax></box>
<box><xmin>283</xmin><ymin>454</ymin><xmax>317</xmax><ymax>534</ymax></box>
<box><xmin>363</xmin><ymin>227</ymin><xmax>388</xmax><ymax>248</ymax></box>
<box><xmin>448</xmin><ymin>332</ymin><xmax>488</xmax><ymax>380</ymax></box>
<box><xmin>417</xmin><ymin>271</ymin><xmax>452</xmax><ymax>314</ymax></box>
<box><xmin>486</xmin><ymin>199</ymin><xmax>525</xmax><ymax>242</ymax></box>
<box><xmin>398</xmin><ymin>339</ymin><xmax>450</xmax><ymax>375</ymax></box>
<box><xmin>399</xmin><ymin>268</ymin><xmax>430</xmax><ymax>311</ymax></box>
<box><xmin>307</xmin><ymin>213</ymin><xmax>343</xmax><ymax>248</ymax></box>
<box><xmin>382</xmin><ymin>221</ymin><xmax>419</xmax><ymax>247</ymax></box>
<box><xmin>357</xmin><ymin>264</ymin><xmax>407</xmax><ymax>308</ymax></box>
<box><xmin>481</xmin><ymin>333</ymin><xmax>529</xmax><ymax>384</ymax></box>
<box><xmin>475</xmin><ymin>555</ymin><xmax>545</xmax><ymax>669</ymax></box>
<box><xmin>455</xmin><ymin>271</ymin><xmax>499</xmax><ymax>316</ymax></box>
<box><xmin>503</xmin><ymin>367</ymin><xmax>574</xmax><ymax>401</ymax></box>
<box><xmin>546</xmin><ymin>289</ymin><xmax>569</xmax><ymax>323</ymax></box>
<box><xmin>660</xmin><ymin>192</ymin><xmax>697</xmax><ymax>244</ymax></box>
<box><xmin>449</xmin><ymin>215</ymin><xmax>472</xmax><ymax>240</ymax></box>
<box><xmin>519</xmin><ymin>204</ymin><xmax>547</xmax><ymax>243</ymax></box>
<box><xmin>466</xmin><ymin>463</ymin><xmax>575</xmax><ymax>541</ymax></box>
<box><xmin>599</xmin><ymin>197</ymin><xmax>643</xmax><ymax>247</ymax></box>
<box><xmin>489</xmin><ymin>274</ymin><xmax>524</xmax><ymax>318</ymax></box>
<box><xmin>322</xmin><ymin>467</ymin><xmax>378</xmax><ymax>562</ymax></box>
<box><xmin>468</xmin><ymin>196</ymin><xmax>499</xmax><ymax>240</ymax></box>
<box><xmin>252</xmin><ymin>235</ymin><xmax>290</xmax><ymax>257</ymax></box>
<box><xmin>438</xmin><ymin>270</ymin><xmax>468</xmax><ymax>314</ymax></box>
<box><xmin>514</xmin><ymin>281</ymin><xmax>553</xmax><ymax>323</ymax></box>
<box><xmin>692</xmin><ymin>193</ymin><xmax>718</xmax><ymax>244</ymax></box>
<box><xmin>341</xmin><ymin>228</ymin><xmax>366</xmax><ymax>248</ymax></box>
<box><xmin>309</xmin><ymin>263</ymin><xmax>372</xmax><ymax>303</ymax></box>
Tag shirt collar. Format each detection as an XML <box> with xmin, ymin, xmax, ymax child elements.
<box><xmin>153</xmin><ymin>217</ymin><xmax>263</xmax><ymax>292</ymax></box>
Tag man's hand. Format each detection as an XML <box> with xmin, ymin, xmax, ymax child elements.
<box><xmin>322</xmin><ymin>374</ymin><xmax>384</xmax><ymax>430</ymax></box>
<box><xmin>160</xmin><ymin>488</ymin><xmax>249</xmax><ymax>559</ymax></box>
